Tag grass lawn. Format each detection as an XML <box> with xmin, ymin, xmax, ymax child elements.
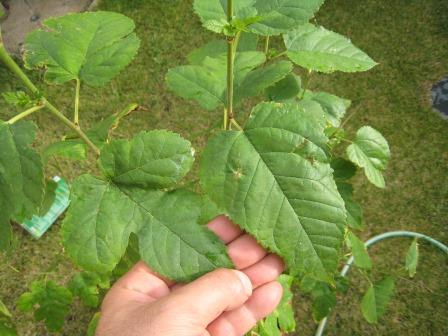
<box><xmin>1</xmin><ymin>0</ymin><xmax>447</xmax><ymax>335</ymax></box>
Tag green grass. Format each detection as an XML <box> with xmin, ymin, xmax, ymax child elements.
<box><xmin>1</xmin><ymin>0</ymin><xmax>447</xmax><ymax>334</ymax></box>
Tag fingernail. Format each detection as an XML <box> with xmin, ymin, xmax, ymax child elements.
<box><xmin>233</xmin><ymin>270</ymin><xmax>253</xmax><ymax>296</ymax></box>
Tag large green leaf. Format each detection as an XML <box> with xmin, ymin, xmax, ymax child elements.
<box><xmin>347</xmin><ymin>126</ymin><xmax>390</xmax><ymax>188</ymax></box>
<box><xmin>0</xmin><ymin>121</ymin><xmax>45</xmax><ymax>249</ymax></box>
<box><xmin>167</xmin><ymin>49</ymin><xmax>291</xmax><ymax>110</ymax></box>
<box><xmin>284</xmin><ymin>24</ymin><xmax>377</xmax><ymax>73</ymax></box>
<box><xmin>200</xmin><ymin>102</ymin><xmax>346</xmax><ymax>281</ymax></box>
<box><xmin>251</xmin><ymin>0</ymin><xmax>324</xmax><ymax>36</ymax></box>
<box><xmin>17</xmin><ymin>280</ymin><xmax>73</xmax><ymax>332</ymax></box>
<box><xmin>303</xmin><ymin>90</ymin><xmax>351</xmax><ymax>127</ymax></box>
<box><xmin>99</xmin><ymin>130</ymin><xmax>194</xmax><ymax>189</ymax></box>
<box><xmin>346</xmin><ymin>231</ymin><xmax>371</xmax><ymax>270</ymax></box>
<box><xmin>24</xmin><ymin>11</ymin><xmax>140</xmax><ymax>86</ymax></box>
<box><xmin>62</xmin><ymin>131</ymin><xmax>231</xmax><ymax>281</ymax></box>
<box><xmin>361</xmin><ymin>277</ymin><xmax>395</xmax><ymax>324</ymax></box>
<box><xmin>62</xmin><ymin>176</ymin><xmax>232</xmax><ymax>281</ymax></box>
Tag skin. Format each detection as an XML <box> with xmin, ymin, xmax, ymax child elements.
<box><xmin>96</xmin><ymin>215</ymin><xmax>285</xmax><ymax>336</ymax></box>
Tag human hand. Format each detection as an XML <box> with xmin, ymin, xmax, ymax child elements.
<box><xmin>96</xmin><ymin>215</ymin><xmax>285</xmax><ymax>336</ymax></box>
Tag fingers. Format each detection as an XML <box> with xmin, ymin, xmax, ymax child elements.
<box><xmin>101</xmin><ymin>261</ymin><xmax>172</xmax><ymax>311</ymax></box>
<box><xmin>207</xmin><ymin>215</ymin><xmax>243</xmax><ymax>243</ymax></box>
<box><xmin>227</xmin><ymin>234</ymin><xmax>267</xmax><ymax>269</ymax></box>
<box><xmin>161</xmin><ymin>268</ymin><xmax>253</xmax><ymax>325</ymax></box>
<box><xmin>242</xmin><ymin>254</ymin><xmax>285</xmax><ymax>288</ymax></box>
<box><xmin>207</xmin><ymin>281</ymin><xmax>283</xmax><ymax>336</ymax></box>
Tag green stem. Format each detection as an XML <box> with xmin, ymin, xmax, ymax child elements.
<box><xmin>270</xmin><ymin>50</ymin><xmax>287</xmax><ymax>61</ymax></box>
<box><xmin>264</xmin><ymin>36</ymin><xmax>270</xmax><ymax>57</ymax></box>
<box><xmin>0</xmin><ymin>42</ymin><xmax>39</xmax><ymax>94</ymax></box>
<box><xmin>7</xmin><ymin>104</ymin><xmax>45</xmax><ymax>124</ymax></box>
<box><xmin>74</xmin><ymin>78</ymin><xmax>80</xmax><ymax>126</ymax></box>
<box><xmin>225</xmin><ymin>0</ymin><xmax>235</xmax><ymax>130</ymax></box>
<box><xmin>230</xmin><ymin>118</ymin><xmax>243</xmax><ymax>131</ymax></box>
<box><xmin>223</xmin><ymin>108</ymin><xmax>228</xmax><ymax>130</ymax></box>
<box><xmin>44</xmin><ymin>100</ymin><xmax>100</xmax><ymax>155</ymax></box>
<box><xmin>0</xmin><ymin>42</ymin><xmax>100</xmax><ymax>156</ymax></box>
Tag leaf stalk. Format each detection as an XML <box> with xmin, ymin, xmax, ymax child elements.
<box><xmin>7</xmin><ymin>104</ymin><xmax>45</xmax><ymax>124</ymax></box>
<box><xmin>74</xmin><ymin>78</ymin><xmax>80</xmax><ymax>126</ymax></box>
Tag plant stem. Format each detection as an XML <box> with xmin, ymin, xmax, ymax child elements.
<box><xmin>270</xmin><ymin>50</ymin><xmax>287</xmax><ymax>61</ymax></box>
<box><xmin>44</xmin><ymin>100</ymin><xmax>100</xmax><ymax>155</ymax></box>
<box><xmin>230</xmin><ymin>118</ymin><xmax>243</xmax><ymax>131</ymax></box>
<box><xmin>7</xmin><ymin>104</ymin><xmax>45</xmax><ymax>124</ymax></box>
<box><xmin>264</xmin><ymin>36</ymin><xmax>270</xmax><ymax>57</ymax></box>
<box><xmin>0</xmin><ymin>43</ymin><xmax>100</xmax><ymax>156</ymax></box>
<box><xmin>0</xmin><ymin>42</ymin><xmax>39</xmax><ymax>94</ymax></box>
<box><xmin>74</xmin><ymin>78</ymin><xmax>80</xmax><ymax>126</ymax></box>
<box><xmin>225</xmin><ymin>0</ymin><xmax>235</xmax><ymax>130</ymax></box>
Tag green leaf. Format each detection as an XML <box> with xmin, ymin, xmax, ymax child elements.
<box><xmin>87</xmin><ymin>312</ymin><xmax>101</xmax><ymax>336</ymax></box>
<box><xmin>168</xmin><ymin>50</ymin><xmax>291</xmax><ymax>110</ymax></box>
<box><xmin>62</xmin><ymin>176</ymin><xmax>232</xmax><ymax>281</ymax></box>
<box><xmin>24</xmin><ymin>11</ymin><xmax>140</xmax><ymax>86</ymax></box>
<box><xmin>405</xmin><ymin>239</ymin><xmax>419</xmax><ymax>278</ymax></box>
<box><xmin>0</xmin><ymin>300</ymin><xmax>11</xmax><ymax>318</ymax></box>
<box><xmin>284</xmin><ymin>24</ymin><xmax>377</xmax><ymax>73</ymax></box>
<box><xmin>200</xmin><ymin>102</ymin><xmax>346</xmax><ymax>282</ymax></box>
<box><xmin>17</xmin><ymin>280</ymin><xmax>73</xmax><ymax>332</ymax></box>
<box><xmin>234</xmin><ymin>60</ymin><xmax>293</xmax><ymax>103</ymax></box>
<box><xmin>361</xmin><ymin>277</ymin><xmax>395</xmax><ymax>324</ymax></box>
<box><xmin>198</xmin><ymin>195</ymin><xmax>223</xmax><ymax>225</ymax></box>
<box><xmin>2</xmin><ymin>91</ymin><xmax>32</xmax><ymax>108</ymax></box>
<box><xmin>69</xmin><ymin>272</ymin><xmax>110</xmax><ymax>308</ymax></box>
<box><xmin>42</xmin><ymin>140</ymin><xmax>88</xmax><ymax>162</ymax></box>
<box><xmin>251</xmin><ymin>0</ymin><xmax>324</xmax><ymax>36</ymax></box>
<box><xmin>38</xmin><ymin>180</ymin><xmax>58</xmax><ymax>216</ymax></box>
<box><xmin>187</xmin><ymin>33</ymin><xmax>259</xmax><ymax>65</ymax></box>
<box><xmin>346</xmin><ymin>231</ymin><xmax>371</xmax><ymax>269</ymax></box>
<box><xmin>337</xmin><ymin>182</ymin><xmax>363</xmax><ymax>230</ymax></box>
<box><xmin>331</xmin><ymin>158</ymin><xmax>357</xmax><ymax>181</ymax></box>
<box><xmin>0</xmin><ymin>121</ymin><xmax>45</xmax><ymax>249</ymax></box>
<box><xmin>252</xmin><ymin>274</ymin><xmax>296</xmax><ymax>335</ymax></box>
<box><xmin>166</xmin><ymin>65</ymin><xmax>225</xmax><ymax>110</ymax></box>
<box><xmin>303</xmin><ymin>90</ymin><xmax>351</xmax><ymax>127</ymax></box>
<box><xmin>347</xmin><ymin>126</ymin><xmax>390</xmax><ymax>188</ymax></box>
<box><xmin>112</xmin><ymin>234</ymin><xmax>140</xmax><ymax>278</ymax></box>
<box><xmin>311</xmin><ymin>283</ymin><xmax>336</xmax><ymax>321</ymax></box>
<box><xmin>193</xmin><ymin>0</ymin><xmax>257</xmax><ymax>34</ymax></box>
<box><xmin>266</xmin><ymin>73</ymin><xmax>301</xmax><ymax>102</ymax></box>
<box><xmin>99</xmin><ymin>130</ymin><xmax>194</xmax><ymax>189</ymax></box>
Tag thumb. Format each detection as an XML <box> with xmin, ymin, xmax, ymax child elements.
<box><xmin>162</xmin><ymin>268</ymin><xmax>253</xmax><ymax>326</ymax></box>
